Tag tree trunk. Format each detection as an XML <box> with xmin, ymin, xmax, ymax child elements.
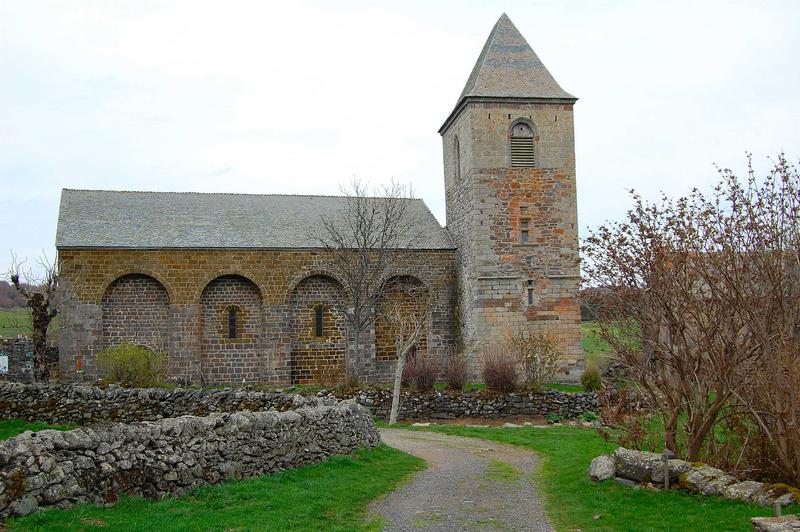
<box><xmin>389</xmin><ymin>350</ymin><xmax>407</xmax><ymax>425</ymax></box>
<box><xmin>30</xmin><ymin>304</ymin><xmax>51</xmax><ymax>383</ymax></box>
<box><xmin>663</xmin><ymin>409</ymin><xmax>680</xmax><ymax>455</ymax></box>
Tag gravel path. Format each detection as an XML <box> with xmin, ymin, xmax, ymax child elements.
<box><xmin>370</xmin><ymin>428</ymin><xmax>554</xmax><ymax>531</ymax></box>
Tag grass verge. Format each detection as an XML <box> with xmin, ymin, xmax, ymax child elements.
<box><xmin>389</xmin><ymin>423</ymin><xmax>784</xmax><ymax>531</ymax></box>
<box><xmin>7</xmin><ymin>444</ymin><xmax>425</xmax><ymax>531</ymax></box>
<box><xmin>0</xmin><ymin>419</ymin><xmax>73</xmax><ymax>441</ymax></box>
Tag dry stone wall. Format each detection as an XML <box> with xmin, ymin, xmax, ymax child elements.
<box><xmin>350</xmin><ymin>388</ymin><xmax>597</xmax><ymax>420</ymax></box>
<box><xmin>0</xmin><ymin>382</ymin><xmax>310</xmax><ymax>426</ymax></box>
<box><xmin>0</xmin><ymin>401</ymin><xmax>380</xmax><ymax>518</ymax></box>
<box><xmin>0</xmin><ymin>339</ymin><xmax>57</xmax><ymax>385</ymax></box>
<box><xmin>589</xmin><ymin>447</ymin><xmax>799</xmax><ymax>508</ymax></box>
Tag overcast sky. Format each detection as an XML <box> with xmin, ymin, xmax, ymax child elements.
<box><xmin>2</xmin><ymin>0</ymin><xmax>798</xmax><ymax>277</ymax></box>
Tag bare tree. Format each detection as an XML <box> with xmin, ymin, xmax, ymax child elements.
<box><xmin>583</xmin><ymin>153</ymin><xmax>799</xmax><ymax>466</ymax></box>
<box><xmin>319</xmin><ymin>179</ymin><xmax>420</xmax><ymax>385</ymax></box>
<box><xmin>7</xmin><ymin>252</ymin><xmax>60</xmax><ymax>383</ymax></box>
<box><xmin>377</xmin><ymin>277</ymin><xmax>429</xmax><ymax>425</ymax></box>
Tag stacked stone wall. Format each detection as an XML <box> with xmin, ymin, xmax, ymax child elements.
<box><xmin>0</xmin><ymin>382</ymin><xmax>311</xmax><ymax>426</ymax></box>
<box><xmin>349</xmin><ymin>388</ymin><xmax>597</xmax><ymax>420</ymax></box>
<box><xmin>0</xmin><ymin>400</ymin><xmax>380</xmax><ymax>518</ymax></box>
<box><xmin>0</xmin><ymin>339</ymin><xmax>52</xmax><ymax>384</ymax></box>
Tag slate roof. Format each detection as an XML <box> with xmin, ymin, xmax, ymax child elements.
<box><xmin>441</xmin><ymin>14</ymin><xmax>576</xmax><ymax>132</ymax></box>
<box><xmin>56</xmin><ymin>189</ymin><xmax>454</xmax><ymax>250</ymax></box>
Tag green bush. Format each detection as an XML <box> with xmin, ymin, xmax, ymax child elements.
<box><xmin>96</xmin><ymin>343</ymin><xmax>169</xmax><ymax>388</ymax></box>
<box><xmin>546</xmin><ymin>412</ymin><xmax>562</xmax><ymax>424</ymax></box>
<box><xmin>580</xmin><ymin>362</ymin><xmax>602</xmax><ymax>392</ymax></box>
<box><xmin>578</xmin><ymin>411</ymin><xmax>599</xmax><ymax>423</ymax></box>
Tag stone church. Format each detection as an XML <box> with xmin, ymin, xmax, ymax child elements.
<box><xmin>56</xmin><ymin>14</ymin><xmax>583</xmax><ymax>385</ymax></box>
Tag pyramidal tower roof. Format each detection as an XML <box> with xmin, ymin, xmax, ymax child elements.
<box><xmin>440</xmin><ymin>14</ymin><xmax>576</xmax><ymax>133</ymax></box>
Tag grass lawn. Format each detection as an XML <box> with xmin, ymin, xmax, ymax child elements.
<box><xmin>0</xmin><ymin>419</ymin><xmax>73</xmax><ymax>440</ymax></box>
<box><xmin>0</xmin><ymin>308</ymin><xmax>31</xmax><ymax>337</ymax></box>
<box><xmin>0</xmin><ymin>308</ymin><xmax>59</xmax><ymax>338</ymax></box>
<box><xmin>390</xmin><ymin>423</ymin><xmax>785</xmax><ymax>531</ymax></box>
<box><xmin>7</xmin><ymin>444</ymin><xmax>425</xmax><ymax>531</ymax></box>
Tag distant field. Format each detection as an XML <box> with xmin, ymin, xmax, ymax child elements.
<box><xmin>0</xmin><ymin>308</ymin><xmax>31</xmax><ymax>337</ymax></box>
<box><xmin>580</xmin><ymin>321</ymin><xmax>612</xmax><ymax>366</ymax></box>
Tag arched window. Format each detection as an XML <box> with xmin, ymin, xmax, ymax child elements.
<box><xmin>227</xmin><ymin>307</ymin><xmax>238</xmax><ymax>339</ymax></box>
<box><xmin>454</xmin><ymin>136</ymin><xmax>461</xmax><ymax>182</ymax></box>
<box><xmin>314</xmin><ymin>305</ymin><xmax>324</xmax><ymax>337</ymax></box>
<box><xmin>510</xmin><ymin>122</ymin><xmax>535</xmax><ymax>167</ymax></box>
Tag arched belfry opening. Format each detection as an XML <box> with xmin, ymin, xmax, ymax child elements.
<box><xmin>510</xmin><ymin>122</ymin><xmax>535</xmax><ymax>167</ymax></box>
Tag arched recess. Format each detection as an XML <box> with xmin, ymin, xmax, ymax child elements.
<box><xmin>283</xmin><ymin>268</ymin><xmax>347</xmax><ymax>305</ymax></box>
<box><xmin>199</xmin><ymin>274</ymin><xmax>263</xmax><ymax>384</ymax></box>
<box><xmin>287</xmin><ymin>275</ymin><xmax>347</xmax><ymax>385</ymax></box>
<box><xmin>375</xmin><ymin>275</ymin><xmax>428</xmax><ymax>362</ymax></box>
<box><xmin>97</xmin><ymin>269</ymin><xmax>175</xmax><ymax>305</ymax></box>
<box><xmin>101</xmin><ymin>274</ymin><xmax>170</xmax><ymax>352</ymax></box>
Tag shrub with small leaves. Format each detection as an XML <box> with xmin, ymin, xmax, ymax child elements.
<box><xmin>506</xmin><ymin>329</ymin><xmax>562</xmax><ymax>389</ymax></box>
<box><xmin>546</xmin><ymin>412</ymin><xmax>563</xmax><ymax>424</ymax></box>
<box><xmin>97</xmin><ymin>342</ymin><xmax>168</xmax><ymax>388</ymax></box>
<box><xmin>580</xmin><ymin>362</ymin><xmax>603</xmax><ymax>392</ymax></box>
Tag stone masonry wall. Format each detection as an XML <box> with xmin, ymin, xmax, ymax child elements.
<box><xmin>0</xmin><ymin>401</ymin><xmax>380</xmax><ymax>518</ymax></box>
<box><xmin>287</xmin><ymin>275</ymin><xmax>348</xmax><ymax>385</ymax></box>
<box><xmin>58</xmin><ymin>248</ymin><xmax>457</xmax><ymax>385</ymax></box>
<box><xmin>442</xmin><ymin>102</ymin><xmax>582</xmax><ymax>380</ymax></box>
<box><xmin>200</xmin><ymin>275</ymin><xmax>263</xmax><ymax>385</ymax></box>
<box><xmin>101</xmin><ymin>274</ymin><xmax>170</xmax><ymax>353</ymax></box>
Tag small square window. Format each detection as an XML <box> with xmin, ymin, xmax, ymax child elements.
<box><xmin>520</xmin><ymin>219</ymin><xmax>530</xmax><ymax>243</ymax></box>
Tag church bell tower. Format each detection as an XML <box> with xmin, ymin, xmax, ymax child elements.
<box><xmin>440</xmin><ymin>14</ymin><xmax>583</xmax><ymax>380</ymax></box>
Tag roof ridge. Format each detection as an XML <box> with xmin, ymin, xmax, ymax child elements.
<box><xmin>61</xmin><ymin>188</ymin><xmax>425</xmax><ymax>202</ymax></box>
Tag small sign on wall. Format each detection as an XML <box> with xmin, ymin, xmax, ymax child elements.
<box><xmin>0</xmin><ymin>352</ymin><xmax>8</xmax><ymax>374</ymax></box>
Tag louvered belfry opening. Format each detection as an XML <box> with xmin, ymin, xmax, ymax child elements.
<box><xmin>510</xmin><ymin>122</ymin><xmax>535</xmax><ymax>167</ymax></box>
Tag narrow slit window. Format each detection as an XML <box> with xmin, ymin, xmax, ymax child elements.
<box><xmin>527</xmin><ymin>280</ymin><xmax>535</xmax><ymax>306</ymax></box>
<box><xmin>454</xmin><ymin>136</ymin><xmax>461</xmax><ymax>182</ymax></box>
<box><xmin>314</xmin><ymin>306</ymin><xmax>324</xmax><ymax>337</ymax></box>
<box><xmin>510</xmin><ymin>122</ymin><xmax>535</xmax><ymax>167</ymax></box>
<box><xmin>520</xmin><ymin>219</ymin><xmax>530</xmax><ymax>243</ymax></box>
<box><xmin>228</xmin><ymin>307</ymin><xmax>237</xmax><ymax>339</ymax></box>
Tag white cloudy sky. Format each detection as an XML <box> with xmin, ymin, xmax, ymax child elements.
<box><xmin>1</xmin><ymin>0</ymin><xmax>798</xmax><ymax>276</ymax></box>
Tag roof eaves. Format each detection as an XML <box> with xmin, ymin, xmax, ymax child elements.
<box><xmin>438</xmin><ymin>95</ymin><xmax>579</xmax><ymax>135</ymax></box>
